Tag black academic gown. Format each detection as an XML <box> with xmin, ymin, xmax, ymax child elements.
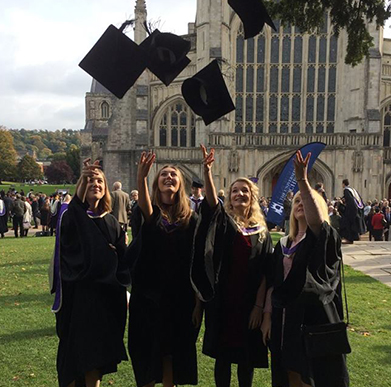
<box><xmin>191</xmin><ymin>201</ymin><xmax>273</xmax><ymax>367</ymax></box>
<box><xmin>269</xmin><ymin>222</ymin><xmax>349</xmax><ymax>387</ymax></box>
<box><xmin>340</xmin><ymin>188</ymin><xmax>366</xmax><ymax>241</ymax></box>
<box><xmin>127</xmin><ymin>205</ymin><xmax>199</xmax><ymax>387</ymax></box>
<box><xmin>55</xmin><ymin>196</ymin><xmax>130</xmax><ymax>387</ymax></box>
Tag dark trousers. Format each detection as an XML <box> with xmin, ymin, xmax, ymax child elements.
<box><xmin>373</xmin><ymin>229</ymin><xmax>383</xmax><ymax>241</ymax></box>
<box><xmin>13</xmin><ymin>215</ymin><xmax>24</xmax><ymax>237</ymax></box>
<box><xmin>214</xmin><ymin>358</ymin><xmax>254</xmax><ymax>387</ymax></box>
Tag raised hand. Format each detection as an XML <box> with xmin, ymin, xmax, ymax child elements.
<box><xmin>293</xmin><ymin>150</ymin><xmax>310</xmax><ymax>182</ymax></box>
<box><xmin>201</xmin><ymin>144</ymin><xmax>215</xmax><ymax>172</ymax></box>
<box><xmin>138</xmin><ymin>151</ymin><xmax>156</xmax><ymax>181</ymax></box>
<box><xmin>77</xmin><ymin>158</ymin><xmax>102</xmax><ymax>201</ymax></box>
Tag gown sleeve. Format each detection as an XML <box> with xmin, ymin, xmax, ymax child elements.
<box><xmin>60</xmin><ymin>195</ymin><xmax>129</xmax><ymax>286</ymax></box>
<box><xmin>272</xmin><ymin>221</ymin><xmax>342</xmax><ymax>308</ymax></box>
<box><xmin>191</xmin><ymin>200</ymin><xmax>230</xmax><ymax>302</ymax></box>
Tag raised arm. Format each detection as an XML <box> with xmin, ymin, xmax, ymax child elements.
<box><xmin>294</xmin><ymin>151</ymin><xmax>324</xmax><ymax>236</ymax></box>
<box><xmin>137</xmin><ymin>151</ymin><xmax>156</xmax><ymax>223</ymax></box>
<box><xmin>201</xmin><ymin>144</ymin><xmax>218</xmax><ymax>208</ymax></box>
<box><xmin>76</xmin><ymin>158</ymin><xmax>102</xmax><ymax>203</ymax></box>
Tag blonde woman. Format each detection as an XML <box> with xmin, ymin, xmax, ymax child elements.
<box><xmin>127</xmin><ymin>152</ymin><xmax>202</xmax><ymax>387</ymax></box>
<box><xmin>261</xmin><ymin>151</ymin><xmax>349</xmax><ymax>387</ymax></box>
<box><xmin>53</xmin><ymin>159</ymin><xmax>130</xmax><ymax>387</ymax></box>
<box><xmin>191</xmin><ymin>145</ymin><xmax>273</xmax><ymax>387</ymax></box>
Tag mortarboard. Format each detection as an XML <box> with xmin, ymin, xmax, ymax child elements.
<box><xmin>181</xmin><ymin>60</ymin><xmax>235</xmax><ymax>126</ymax></box>
<box><xmin>79</xmin><ymin>25</ymin><xmax>148</xmax><ymax>99</ymax></box>
<box><xmin>228</xmin><ymin>0</ymin><xmax>277</xmax><ymax>39</ymax></box>
<box><xmin>140</xmin><ymin>30</ymin><xmax>191</xmax><ymax>86</ymax></box>
<box><xmin>192</xmin><ymin>177</ymin><xmax>204</xmax><ymax>189</ymax></box>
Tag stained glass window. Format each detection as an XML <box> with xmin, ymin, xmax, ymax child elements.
<box><xmin>191</xmin><ymin>127</ymin><xmax>196</xmax><ymax>147</ymax></box>
<box><xmin>307</xmin><ymin>67</ymin><xmax>315</xmax><ymax>92</ymax></box>
<box><xmin>246</xmin><ymin>124</ymin><xmax>253</xmax><ymax>133</ymax></box>
<box><xmin>101</xmin><ymin>102</ymin><xmax>109</xmax><ymax>118</ymax></box>
<box><xmin>316</xmin><ymin>123</ymin><xmax>324</xmax><ymax>133</ymax></box>
<box><xmin>236</xmin><ymin>96</ymin><xmax>243</xmax><ymax>121</ymax></box>
<box><xmin>306</xmin><ymin>96</ymin><xmax>314</xmax><ymax>121</ymax></box>
<box><xmin>171</xmin><ymin>128</ymin><xmax>178</xmax><ymax>146</ymax></box>
<box><xmin>237</xmin><ymin>35</ymin><xmax>244</xmax><ymax>63</ymax></box>
<box><xmin>247</xmin><ymin>38</ymin><xmax>255</xmax><ymax>63</ymax></box>
<box><xmin>317</xmin><ymin>95</ymin><xmax>325</xmax><ymax>121</ymax></box>
<box><xmin>246</xmin><ymin>95</ymin><xmax>253</xmax><ymax>121</ymax></box>
<box><xmin>327</xmin><ymin>95</ymin><xmax>335</xmax><ymax>121</ymax></box>
<box><xmin>256</xmin><ymin>96</ymin><xmax>264</xmax><ymax>121</ymax></box>
<box><xmin>235</xmin><ymin>123</ymin><xmax>243</xmax><ymax>133</ymax></box>
<box><xmin>282</xmin><ymin>68</ymin><xmax>290</xmax><ymax>93</ymax></box>
<box><xmin>292</xmin><ymin>123</ymin><xmax>300</xmax><ymax>133</ymax></box>
<box><xmin>257</xmin><ymin>36</ymin><xmax>265</xmax><ymax>63</ymax></box>
<box><xmin>329</xmin><ymin>35</ymin><xmax>338</xmax><ymax>63</ymax></box>
<box><xmin>318</xmin><ymin>67</ymin><xmax>326</xmax><ymax>92</ymax></box>
<box><xmin>280</xmin><ymin>123</ymin><xmax>288</xmax><ymax>133</ymax></box>
<box><xmin>171</xmin><ymin>114</ymin><xmax>178</xmax><ymax>126</ymax></box>
<box><xmin>271</xmin><ymin>36</ymin><xmax>279</xmax><ymax>63</ymax></box>
<box><xmin>159</xmin><ymin>128</ymin><xmax>167</xmax><ymax>146</ymax></box>
<box><xmin>328</xmin><ymin>67</ymin><xmax>336</xmax><ymax>92</ymax></box>
<box><xmin>292</xmin><ymin>96</ymin><xmax>301</xmax><ymax>121</ymax></box>
<box><xmin>246</xmin><ymin>67</ymin><xmax>254</xmax><ymax>92</ymax></box>
<box><xmin>319</xmin><ymin>37</ymin><xmax>327</xmax><ymax>63</ymax></box>
<box><xmin>256</xmin><ymin>67</ymin><xmax>264</xmax><ymax>92</ymax></box>
<box><xmin>236</xmin><ymin>67</ymin><xmax>244</xmax><ymax>92</ymax></box>
<box><xmin>269</xmin><ymin>123</ymin><xmax>277</xmax><ymax>133</ymax></box>
<box><xmin>294</xmin><ymin>37</ymin><xmax>302</xmax><ymax>63</ymax></box>
<box><xmin>256</xmin><ymin>123</ymin><xmax>263</xmax><ymax>133</ymax></box>
<box><xmin>180</xmin><ymin>128</ymin><xmax>187</xmax><ymax>146</ymax></box>
<box><xmin>306</xmin><ymin>123</ymin><xmax>313</xmax><ymax>133</ymax></box>
<box><xmin>327</xmin><ymin>123</ymin><xmax>334</xmax><ymax>133</ymax></box>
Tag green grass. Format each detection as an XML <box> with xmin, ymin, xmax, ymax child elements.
<box><xmin>0</xmin><ymin>236</ymin><xmax>390</xmax><ymax>386</ymax></box>
<box><xmin>0</xmin><ymin>182</ymin><xmax>75</xmax><ymax>196</ymax></box>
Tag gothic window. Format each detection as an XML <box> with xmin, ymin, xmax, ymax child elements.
<box><xmin>307</xmin><ymin>67</ymin><xmax>315</xmax><ymax>92</ymax></box>
<box><xmin>281</xmin><ymin>96</ymin><xmax>289</xmax><ymax>121</ymax></box>
<box><xmin>317</xmin><ymin>95</ymin><xmax>325</xmax><ymax>121</ymax></box>
<box><xmin>282</xmin><ymin>37</ymin><xmax>291</xmax><ymax>63</ymax></box>
<box><xmin>271</xmin><ymin>36</ymin><xmax>279</xmax><ymax>63</ymax></box>
<box><xmin>318</xmin><ymin>67</ymin><xmax>326</xmax><ymax>92</ymax></box>
<box><xmin>293</xmin><ymin>67</ymin><xmax>301</xmax><ymax>92</ymax></box>
<box><xmin>101</xmin><ymin>102</ymin><xmax>109</xmax><ymax>118</ymax></box>
<box><xmin>246</xmin><ymin>95</ymin><xmax>254</xmax><ymax>122</ymax></box>
<box><xmin>292</xmin><ymin>96</ymin><xmax>301</xmax><ymax>121</ymax></box>
<box><xmin>269</xmin><ymin>95</ymin><xmax>278</xmax><ymax>121</ymax></box>
<box><xmin>294</xmin><ymin>37</ymin><xmax>303</xmax><ymax>63</ymax></box>
<box><xmin>157</xmin><ymin>102</ymin><xmax>195</xmax><ymax>147</ymax></box>
<box><xmin>236</xmin><ymin>67</ymin><xmax>244</xmax><ymax>92</ymax></box>
<box><xmin>383</xmin><ymin>105</ymin><xmax>391</xmax><ymax>146</ymax></box>
<box><xmin>234</xmin><ymin>13</ymin><xmax>337</xmax><ymax>135</ymax></box>
<box><xmin>270</xmin><ymin>67</ymin><xmax>279</xmax><ymax>92</ymax></box>
<box><xmin>308</xmin><ymin>36</ymin><xmax>316</xmax><ymax>63</ymax></box>
<box><xmin>281</xmin><ymin>68</ymin><xmax>290</xmax><ymax>92</ymax></box>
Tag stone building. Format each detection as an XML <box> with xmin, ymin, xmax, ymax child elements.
<box><xmin>81</xmin><ymin>0</ymin><xmax>391</xmax><ymax>200</ymax></box>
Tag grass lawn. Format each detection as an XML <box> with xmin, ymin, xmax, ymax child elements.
<box><xmin>0</xmin><ymin>235</ymin><xmax>390</xmax><ymax>386</ymax></box>
<box><xmin>0</xmin><ymin>182</ymin><xmax>76</xmax><ymax>197</ymax></box>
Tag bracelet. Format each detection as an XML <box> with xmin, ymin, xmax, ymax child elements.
<box><xmin>254</xmin><ymin>304</ymin><xmax>263</xmax><ymax>309</ymax></box>
<box><xmin>296</xmin><ymin>178</ymin><xmax>307</xmax><ymax>182</ymax></box>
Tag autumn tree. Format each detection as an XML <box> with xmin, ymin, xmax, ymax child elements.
<box><xmin>266</xmin><ymin>0</ymin><xmax>391</xmax><ymax>65</ymax></box>
<box><xmin>45</xmin><ymin>161</ymin><xmax>74</xmax><ymax>184</ymax></box>
<box><xmin>17</xmin><ymin>155</ymin><xmax>43</xmax><ymax>181</ymax></box>
<box><xmin>66</xmin><ymin>145</ymin><xmax>81</xmax><ymax>181</ymax></box>
<box><xmin>0</xmin><ymin>127</ymin><xmax>17</xmax><ymax>181</ymax></box>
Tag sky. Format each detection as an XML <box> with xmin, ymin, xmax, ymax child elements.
<box><xmin>0</xmin><ymin>0</ymin><xmax>196</xmax><ymax>131</ymax></box>
<box><xmin>0</xmin><ymin>0</ymin><xmax>390</xmax><ymax>132</ymax></box>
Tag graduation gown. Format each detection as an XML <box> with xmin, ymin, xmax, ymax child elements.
<box><xmin>191</xmin><ymin>201</ymin><xmax>273</xmax><ymax>367</ymax></box>
<box><xmin>0</xmin><ymin>199</ymin><xmax>8</xmax><ymax>234</ymax></box>
<box><xmin>269</xmin><ymin>222</ymin><xmax>349</xmax><ymax>387</ymax></box>
<box><xmin>54</xmin><ymin>196</ymin><xmax>130</xmax><ymax>387</ymax></box>
<box><xmin>340</xmin><ymin>187</ymin><xmax>366</xmax><ymax>241</ymax></box>
<box><xmin>127</xmin><ymin>205</ymin><xmax>199</xmax><ymax>387</ymax></box>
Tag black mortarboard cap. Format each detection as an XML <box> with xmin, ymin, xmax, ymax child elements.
<box><xmin>140</xmin><ymin>30</ymin><xmax>191</xmax><ymax>86</ymax></box>
<box><xmin>192</xmin><ymin>177</ymin><xmax>204</xmax><ymax>188</ymax></box>
<box><xmin>79</xmin><ymin>25</ymin><xmax>148</xmax><ymax>99</ymax></box>
<box><xmin>228</xmin><ymin>0</ymin><xmax>277</xmax><ymax>39</ymax></box>
<box><xmin>181</xmin><ymin>60</ymin><xmax>235</xmax><ymax>126</ymax></box>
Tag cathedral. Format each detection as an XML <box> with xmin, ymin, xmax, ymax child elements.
<box><xmin>81</xmin><ymin>0</ymin><xmax>391</xmax><ymax>201</ymax></box>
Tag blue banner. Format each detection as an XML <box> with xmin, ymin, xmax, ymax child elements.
<box><xmin>266</xmin><ymin>142</ymin><xmax>326</xmax><ymax>226</ymax></box>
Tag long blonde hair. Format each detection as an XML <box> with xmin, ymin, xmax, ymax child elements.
<box><xmin>225</xmin><ymin>177</ymin><xmax>267</xmax><ymax>238</ymax></box>
<box><xmin>151</xmin><ymin>165</ymin><xmax>192</xmax><ymax>227</ymax></box>
<box><xmin>288</xmin><ymin>189</ymin><xmax>330</xmax><ymax>240</ymax></box>
<box><xmin>75</xmin><ymin>169</ymin><xmax>112</xmax><ymax>214</ymax></box>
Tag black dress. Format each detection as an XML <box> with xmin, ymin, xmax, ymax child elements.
<box><xmin>127</xmin><ymin>205</ymin><xmax>199</xmax><ymax>387</ymax></box>
<box><xmin>191</xmin><ymin>201</ymin><xmax>273</xmax><ymax>367</ymax></box>
<box><xmin>55</xmin><ymin>196</ymin><xmax>130</xmax><ymax>387</ymax></box>
<box><xmin>269</xmin><ymin>222</ymin><xmax>349</xmax><ymax>387</ymax></box>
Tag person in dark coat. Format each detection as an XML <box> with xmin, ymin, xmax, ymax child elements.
<box><xmin>0</xmin><ymin>195</ymin><xmax>8</xmax><ymax>237</ymax></box>
<box><xmin>126</xmin><ymin>151</ymin><xmax>202</xmax><ymax>387</ymax></box>
<box><xmin>261</xmin><ymin>151</ymin><xmax>349</xmax><ymax>387</ymax></box>
<box><xmin>191</xmin><ymin>145</ymin><xmax>273</xmax><ymax>387</ymax></box>
<box><xmin>51</xmin><ymin>159</ymin><xmax>130</xmax><ymax>387</ymax></box>
<box><xmin>339</xmin><ymin>179</ymin><xmax>366</xmax><ymax>244</ymax></box>
<box><xmin>50</xmin><ymin>193</ymin><xmax>61</xmax><ymax>236</ymax></box>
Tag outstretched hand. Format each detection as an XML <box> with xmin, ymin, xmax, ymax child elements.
<box><xmin>201</xmin><ymin>144</ymin><xmax>215</xmax><ymax>172</ymax></box>
<box><xmin>138</xmin><ymin>151</ymin><xmax>156</xmax><ymax>180</ymax></box>
<box><xmin>294</xmin><ymin>150</ymin><xmax>310</xmax><ymax>182</ymax></box>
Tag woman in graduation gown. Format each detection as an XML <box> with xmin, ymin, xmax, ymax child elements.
<box><xmin>127</xmin><ymin>151</ymin><xmax>202</xmax><ymax>387</ymax></box>
<box><xmin>191</xmin><ymin>145</ymin><xmax>273</xmax><ymax>387</ymax></box>
<box><xmin>53</xmin><ymin>159</ymin><xmax>130</xmax><ymax>387</ymax></box>
<box><xmin>261</xmin><ymin>151</ymin><xmax>349</xmax><ymax>387</ymax></box>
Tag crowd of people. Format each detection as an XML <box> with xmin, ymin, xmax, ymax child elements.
<box><xmin>47</xmin><ymin>148</ymin><xmax>351</xmax><ymax>387</ymax></box>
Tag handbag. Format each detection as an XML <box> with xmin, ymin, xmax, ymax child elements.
<box><xmin>302</xmin><ymin>257</ymin><xmax>351</xmax><ymax>358</ymax></box>
<box><xmin>23</xmin><ymin>221</ymin><xmax>31</xmax><ymax>230</ymax></box>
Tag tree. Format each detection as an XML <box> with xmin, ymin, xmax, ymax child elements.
<box><xmin>266</xmin><ymin>0</ymin><xmax>391</xmax><ymax>66</ymax></box>
<box><xmin>66</xmin><ymin>145</ymin><xmax>81</xmax><ymax>181</ymax></box>
<box><xmin>17</xmin><ymin>155</ymin><xmax>43</xmax><ymax>181</ymax></box>
<box><xmin>0</xmin><ymin>127</ymin><xmax>17</xmax><ymax>181</ymax></box>
<box><xmin>45</xmin><ymin>161</ymin><xmax>74</xmax><ymax>184</ymax></box>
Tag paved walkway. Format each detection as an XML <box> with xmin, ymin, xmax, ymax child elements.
<box><xmin>342</xmin><ymin>241</ymin><xmax>391</xmax><ymax>288</ymax></box>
